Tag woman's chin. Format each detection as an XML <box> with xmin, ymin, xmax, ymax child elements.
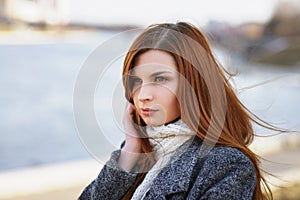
<box><xmin>142</xmin><ymin>117</ymin><xmax>165</xmax><ymax>127</ymax></box>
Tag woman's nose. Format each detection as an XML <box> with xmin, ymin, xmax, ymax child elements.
<box><xmin>137</xmin><ymin>83</ymin><xmax>153</xmax><ymax>102</ymax></box>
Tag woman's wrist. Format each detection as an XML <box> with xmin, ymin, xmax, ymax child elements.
<box><xmin>122</xmin><ymin>137</ymin><xmax>142</xmax><ymax>153</ymax></box>
<box><xmin>116</xmin><ymin>137</ymin><xmax>142</xmax><ymax>172</ymax></box>
<box><xmin>118</xmin><ymin>149</ymin><xmax>141</xmax><ymax>172</ymax></box>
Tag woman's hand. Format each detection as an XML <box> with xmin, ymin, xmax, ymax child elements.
<box><xmin>118</xmin><ymin>102</ymin><xmax>142</xmax><ymax>172</ymax></box>
<box><xmin>122</xmin><ymin>102</ymin><xmax>142</xmax><ymax>152</ymax></box>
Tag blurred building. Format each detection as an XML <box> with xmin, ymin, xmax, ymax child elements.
<box><xmin>0</xmin><ymin>0</ymin><xmax>8</xmax><ymax>23</ymax></box>
<box><xmin>239</xmin><ymin>23</ymin><xmax>264</xmax><ymax>40</ymax></box>
<box><xmin>264</xmin><ymin>0</ymin><xmax>300</xmax><ymax>37</ymax></box>
<box><xmin>0</xmin><ymin>0</ymin><xmax>70</xmax><ymax>26</ymax></box>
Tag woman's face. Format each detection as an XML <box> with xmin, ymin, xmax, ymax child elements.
<box><xmin>131</xmin><ymin>50</ymin><xmax>180</xmax><ymax>126</ymax></box>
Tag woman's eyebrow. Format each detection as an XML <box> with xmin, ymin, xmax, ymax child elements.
<box><xmin>149</xmin><ymin>71</ymin><xmax>174</xmax><ymax>78</ymax></box>
<box><xmin>130</xmin><ymin>70</ymin><xmax>174</xmax><ymax>77</ymax></box>
<box><xmin>128</xmin><ymin>74</ymin><xmax>138</xmax><ymax>78</ymax></box>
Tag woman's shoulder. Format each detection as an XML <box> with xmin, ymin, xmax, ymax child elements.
<box><xmin>189</xmin><ymin>137</ymin><xmax>253</xmax><ymax>166</ymax></box>
<box><xmin>209</xmin><ymin>145</ymin><xmax>250</xmax><ymax>160</ymax></box>
<box><xmin>199</xmin><ymin>144</ymin><xmax>255</xmax><ymax>173</ymax></box>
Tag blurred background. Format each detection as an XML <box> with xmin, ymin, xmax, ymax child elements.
<box><xmin>0</xmin><ymin>0</ymin><xmax>300</xmax><ymax>199</ymax></box>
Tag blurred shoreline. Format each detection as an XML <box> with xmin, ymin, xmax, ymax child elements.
<box><xmin>0</xmin><ymin>27</ymin><xmax>120</xmax><ymax>45</ymax></box>
<box><xmin>0</xmin><ymin>158</ymin><xmax>101</xmax><ymax>199</ymax></box>
<box><xmin>1</xmin><ymin>24</ymin><xmax>300</xmax><ymax>67</ymax></box>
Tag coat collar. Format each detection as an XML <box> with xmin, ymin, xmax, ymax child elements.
<box><xmin>147</xmin><ymin>136</ymin><xmax>205</xmax><ymax>197</ymax></box>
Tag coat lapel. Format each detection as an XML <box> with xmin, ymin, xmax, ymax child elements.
<box><xmin>147</xmin><ymin>137</ymin><xmax>203</xmax><ymax>197</ymax></box>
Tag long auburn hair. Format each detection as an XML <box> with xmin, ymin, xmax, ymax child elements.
<box><xmin>121</xmin><ymin>22</ymin><xmax>277</xmax><ymax>200</ymax></box>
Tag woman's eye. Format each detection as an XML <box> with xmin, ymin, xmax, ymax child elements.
<box><xmin>155</xmin><ymin>76</ymin><xmax>167</xmax><ymax>82</ymax></box>
<box><xmin>131</xmin><ymin>77</ymin><xmax>142</xmax><ymax>85</ymax></box>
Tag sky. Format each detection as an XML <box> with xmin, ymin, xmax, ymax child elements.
<box><xmin>69</xmin><ymin>0</ymin><xmax>283</xmax><ymax>26</ymax></box>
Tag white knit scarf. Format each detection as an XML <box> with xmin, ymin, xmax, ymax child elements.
<box><xmin>131</xmin><ymin>119</ymin><xmax>195</xmax><ymax>200</ymax></box>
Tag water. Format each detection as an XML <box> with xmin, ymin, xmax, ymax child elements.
<box><xmin>0</xmin><ymin>43</ymin><xmax>90</xmax><ymax>171</ymax></box>
<box><xmin>234</xmin><ymin>63</ymin><xmax>300</xmax><ymax>129</ymax></box>
<box><xmin>0</xmin><ymin>30</ymin><xmax>299</xmax><ymax>172</ymax></box>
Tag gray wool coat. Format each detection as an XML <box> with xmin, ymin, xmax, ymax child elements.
<box><xmin>78</xmin><ymin>137</ymin><xmax>256</xmax><ymax>200</ymax></box>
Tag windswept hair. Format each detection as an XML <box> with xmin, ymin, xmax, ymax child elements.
<box><xmin>122</xmin><ymin>22</ymin><xmax>279</xmax><ymax>200</ymax></box>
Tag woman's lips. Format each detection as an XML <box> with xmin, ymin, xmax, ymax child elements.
<box><xmin>140</xmin><ymin>108</ymin><xmax>158</xmax><ymax>116</ymax></box>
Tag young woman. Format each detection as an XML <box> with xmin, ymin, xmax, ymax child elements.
<box><xmin>79</xmin><ymin>22</ymin><xmax>276</xmax><ymax>200</ymax></box>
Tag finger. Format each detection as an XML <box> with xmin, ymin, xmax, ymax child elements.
<box><xmin>123</xmin><ymin>102</ymin><xmax>135</xmax><ymax>124</ymax></box>
<box><xmin>126</xmin><ymin>102</ymin><xmax>136</xmax><ymax>116</ymax></box>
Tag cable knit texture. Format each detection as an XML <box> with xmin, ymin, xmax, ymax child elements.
<box><xmin>78</xmin><ymin>129</ymin><xmax>256</xmax><ymax>200</ymax></box>
<box><xmin>131</xmin><ymin>120</ymin><xmax>194</xmax><ymax>199</ymax></box>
